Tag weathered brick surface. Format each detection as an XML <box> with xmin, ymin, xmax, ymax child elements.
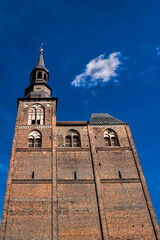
<box><xmin>0</xmin><ymin>224</ymin><xmax>2</xmax><ymax>239</ymax></box>
<box><xmin>12</xmin><ymin>152</ymin><xmax>52</xmax><ymax>179</ymax></box>
<box><xmin>56</xmin><ymin>125</ymin><xmax>90</xmax><ymax>148</ymax></box>
<box><xmin>88</xmin><ymin>124</ymin><xmax>160</xmax><ymax>240</ymax></box>
<box><xmin>97</xmin><ymin>150</ymin><xmax>139</xmax><ymax>179</ymax></box>
<box><xmin>57</xmin><ymin>151</ymin><xmax>94</xmax><ymax>180</ymax></box>
<box><xmin>17</xmin><ymin>101</ymin><xmax>53</xmax><ymax>126</ymax></box>
<box><xmin>58</xmin><ymin>183</ymin><xmax>101</xmax><ymax>240</ymax></box>
<box><xmin>16</xmin><ymin>128</ymin><xmax>52</xmax><ymax>148</ymax></box>
<box><xmin>5</xmin><ymin>184</ymin><xmax>52</xmax><ymax>240</ymax></box>
<box><xmin>1</xmin><ymin>98</ymin><xmax>159</xmax><ymax>240</ymax></box>
<box><xmin>93</xmin><ymin>125</ymin><xmax>130</xmax><ymax>148</ymax></box>
<box><xmin>102</xmin><ymin>182</ymin><xmax>156</xmax><ymax>239</ymax></box>
<box><xmin>1</xmin><ymin>99</ymin><xmax>55</xmax><ymax>240</ymax></box>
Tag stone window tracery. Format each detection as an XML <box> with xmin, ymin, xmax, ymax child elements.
<box><xmin>65</xmin><ymin>130</ymin><xmax>81</xmax><ymax>147</ymax></box>
<box><xmin>104</xmin><ymin>129</ymin><xmax>119</xmax><ymax>146</ymax></box>
<box><xmin>28</xmin><ymin>104</ymin><xmax>44</xmax><ymax>125</ymax></box>
<box><xmin>28</xmin><ymin>130</ymin><xmax>42</xmax><ymax>148</ymax></box>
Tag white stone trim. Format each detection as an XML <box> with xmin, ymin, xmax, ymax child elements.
<box><xmin>18</xmin><ymin>125</ymin><xmax>52</xmax><ymax>129</ymax></box>
<box><xmin>91</xmin><ymin>125</ymin><xmax>124</xmax><ymax>128</ymax></box>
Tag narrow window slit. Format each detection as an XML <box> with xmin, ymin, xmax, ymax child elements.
<box><xmin>118</xmin><ymin>171</ymin><xmax>122</xmax><ymax>179</ymax></box>
<box><xmin>32</xmin><ymin>171</ymin><xmax>34</xmax><ymax>179</ymax></box>
<box><xmin>74</xmin><ymin>171</ymin><xmax>77</xmax><ymax>180</ymax></box>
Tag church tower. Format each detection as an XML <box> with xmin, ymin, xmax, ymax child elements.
<box><xmin>0</xmin><ymin>49</ymin><xmax>159</xmax><ymax>240</ymax></box>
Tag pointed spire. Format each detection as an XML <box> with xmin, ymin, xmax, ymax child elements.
<box><xmin>37</xmin><ymin>44</ymin><xmax>45</xmax><ymax>67</ymax></box>
<box><xmin>25</xmin><ymin>45</ymin><xmax>51</xmax><ymax>98</ymax></box>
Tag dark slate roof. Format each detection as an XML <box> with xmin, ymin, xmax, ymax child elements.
<box><xmin>89</xmin><ymin>113</ymin><xmax>126</xmax><ymax>125</ymax></box>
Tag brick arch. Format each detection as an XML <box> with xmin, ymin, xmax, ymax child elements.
<box><xmin>28</xmin><ymin>104</ymin><xmax>45</xmax><ymax>125</ymax></box>
<box><xmin>65</xmin><ymin>129</ymin><xmax>81</xmax><ymax>147</ymax></box>
<box><xmin>104</xmin><ymin>128</ymin><xmax>120</xmax><ymax>146</ymax></box>
<box><xmin>28</xmin><ymin>130</ymin><xmax>42</xmax><ymax>148</ymax></box>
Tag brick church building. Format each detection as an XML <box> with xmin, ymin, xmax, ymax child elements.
<box><xmin>0</xmin><ymin>48</ymin><xmax>159</xmax><ymax>240</ymax></box>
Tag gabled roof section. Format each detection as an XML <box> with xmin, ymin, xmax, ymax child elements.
<box><xmin>89</xmin><ymin>113</ymin><xmax>126</xmax><ymax>125</ymax></box>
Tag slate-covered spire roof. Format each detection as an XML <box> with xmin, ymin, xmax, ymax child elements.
<box><xmin>37</xmin><ymin>47</ymin><xmax>45</xmax><ymax>67</ymax></box>
<box><xmin>25</xmin><ymin>46</ymin><xmax>51</xmax><ymax>98</ymax></box>
<box><xmin>89</xmin><ymin>113</ymin><xmax>126</xmax><ymax>125</ymax></box>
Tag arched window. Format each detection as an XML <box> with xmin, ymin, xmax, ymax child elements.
<box><xmin>65</xmin><ymin>130</ymin><xmax>81</xmax><ymax>147</ymax></box>
<box><xmin>44</xmin><ymin>73</ymin><xmax>47</xmax><ymax>80</ymax></box>
<box><xmin>28</xmin><ymin>104</ymin><xmax>44</xmax><ymax>125</ymax></box>
<box><xmin>28</xmin><ymin>107</ymin><xmax>36</xmax><ymax>125</ymax></box>
<box><xmin>28</xmin><ymin>138</ymin><xmax>34</xmax><ymax>147</ymax></box>
<box><xmin>28</xmin><ymin>130</ymin><xmax>42</xmax><ymax>148</ymax></box>
<box><xmin>66</xmin><ymin>136</ymin><xmax>71</xmax><ymax>147</ymax></box>
<box><xmin>104</xmin><ymin>129</ymin><xmax>119</xmax><ymax>146</ymax></box>
<box><xmin>104</xmin><ymin>135</ymin><xmax>111</xmax><ymax>146</ymax></box>
<box><xmin>37</xmin><ymin>72</ymin><xmax>42</xmax><ymax>78</ymax></box>
<box><xmin>73</xmin><ymin>136</ymin><xmax>79</xmax><ymax>147</ymax></box>
<box><xmin>111</xmin><ymin>136</ymin><xmax>119</xmax><ymax>146</ymax></box>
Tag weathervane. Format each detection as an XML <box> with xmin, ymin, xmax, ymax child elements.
<box><xmin>39</xmin><ymin>43</ymin><xmax>45</xmax><ymax>53</ymax></box>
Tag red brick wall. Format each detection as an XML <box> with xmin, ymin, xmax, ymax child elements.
<box><xmin>1</xmin><ymin>99</ymin><xmax>56</xmax><ymax>240</ymax></box>
<box><xmin>1</xmin><ymin>99</ymin><xmax>159</xmax><ymax>240</ymax></box>
<box><xmin>4</xmin><ymin>184</ymin><xmax>52</xmax><ymax>240</ymax></box>
<box><xmin>58</xmin><ymin>183</ymin><xmax>101</xmax><ymax>240</ymax></box>
<box><xmin>102</xmin><ymin>182</ymin><xmax>156</xmax><ymax>239</ymax></box>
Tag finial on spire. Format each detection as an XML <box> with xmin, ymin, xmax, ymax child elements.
<box><xmin>37</xmin><ymin>43</ymin><xmax>45</xmax><ymax>66</ymax></box>
<box><xmin>39</xmin><ymin>43</ymin><xmax>44</xmax><ymax>54</ymax></box>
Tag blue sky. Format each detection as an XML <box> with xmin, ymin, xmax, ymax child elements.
<box><xmin>0</xmin><ymin>0</ymin><xmax>160</xmax><ymax>223</ymax></box>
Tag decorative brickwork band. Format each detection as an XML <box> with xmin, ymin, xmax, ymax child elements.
<box><xmin>57</xmin><ymin>179</ymin><xmax>94</xmax><ymax>184</ymax></box>
<box><xmin>96</xmin><ymin>147</ymin><xmax>131</xmax><ymax>151</ymax></box>
<box><xmin>16</xmin><ymin>148</ymin><xmax>52</xmax><ymax>152</ymax></box>
<box><xmin>100</xmin><ymin>178</ymin><xmax>140</xmax><ymax>183</ymax></box>
<box><xmin>18</xmin><ymin>125</ymin><xmax>52</xmax><ymax>129</ymax></box>
<box><xmin>91</xmin><ymin>125</ymin><xmax>124</xmax><ymax>128</ymax></box>
<box><xmin>56</xmin><ymin>147</ymin><xmax>90</xmax><ymax>152</ymax></box>
<box><xmin>12</xmin><ymin>179</ymin><xmax>52</xmax><ymax>184</ymax></box>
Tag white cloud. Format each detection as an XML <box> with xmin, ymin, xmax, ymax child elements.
<box><xmin>71</xmin><ymin>52</ymin><xmax>122</xmax><ymax>88</ymax></box>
